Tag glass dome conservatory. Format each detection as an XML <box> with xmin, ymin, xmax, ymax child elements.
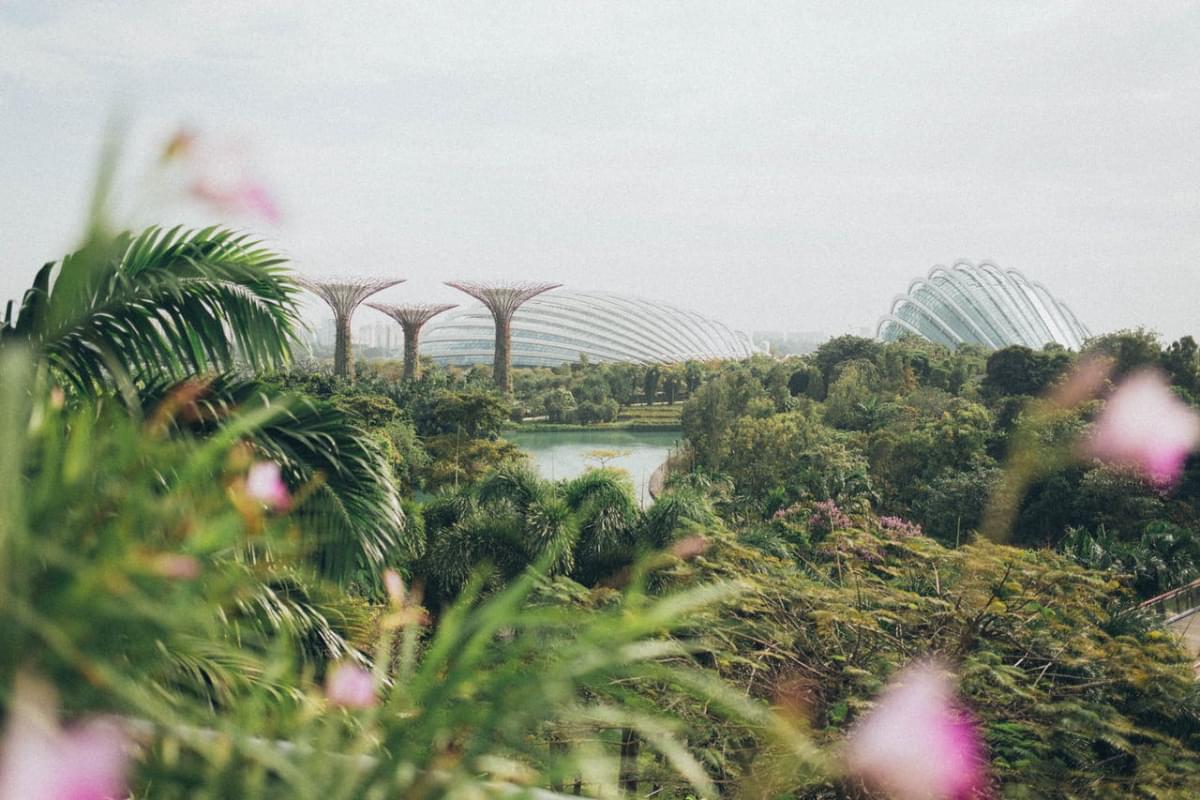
<box><xmin>422</xmin><ymin>290</ymin><xmax>758</xmax><ymax>367</ymax></box>
<box><xmin>877</xmin><ymin>261</ymin><xmax>1090</xmax><ymax>350</ymax></box>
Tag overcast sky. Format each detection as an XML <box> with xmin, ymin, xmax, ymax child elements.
<box><xmin>2</xmin><ymin>1</ymin><xmax>1198</xmax><ymax>340</ymax></box>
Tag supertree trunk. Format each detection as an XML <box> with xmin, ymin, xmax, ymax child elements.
<box><xmin>365</xmin><ymin>303</ymin><xmax>457</xmax><ymax>382</ymax></box>
<box><xmin>493</xmin><ymin>318</ymin><xmax>513</xmax><ymax>392</ymax></box>
<box><xmin>402</xmin><ymin>324</ymin><xmax>421</xmax><ymax>380</ymax></box>
<box><xmin>334</xmin><ymin>313</ymin><xmax>354</xmax><ymax>379</ymax></box>
<box><xmin>297</xmin><ymin>277</ymin><xmax>404</xmax><ymax>382</ymax></box>
<box><xmin>444</xmin><ymin>281</ymin><xmax>561</xmax><ymax>393</ymax></box>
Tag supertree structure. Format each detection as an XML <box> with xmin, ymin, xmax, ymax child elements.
<box><xmin>297</xmin><ymin>276</ymin><xmax>404</xmax><ymax>379</ymax></box>
<box><xmin>365</xmin><ymin>302</ymin><xmax>457</xmax><ymax>380</ymax></box>
<box><xmin>444</xmin><ymin>281</ymin><xmax>561</xmax><ymax>391</ymax></box>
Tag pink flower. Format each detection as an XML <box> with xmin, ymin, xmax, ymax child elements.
<box><xmin>878</xmin><ymin>515</ymin><xmax>924</xmax><ymax>538</ymax></box>
<box><xmin>245</xmin><ymin>462</ymin><xmax>290</xmax><ymax>511</ymax></box>
<box><xmin>151</xmin><ymin>554</ymin><xmax>201</xmax><ymax>580</ymax></box>
<box><xmin>1084</xmin><ymin>369</ymin><xmax>1200</xmax><ymax>487</ymax></box>
<box><xmin>845</xmin><ymin>662</ymin><xmax>988</xmax><ymax>800</ymax></box>
<box><xmin>0</xmin><ymin>674</ymin><xmax>130</xmax><ymax>800</ymax></box>
<box><xmin>324</xmin><ymin>663</ymin><xmax>377</xmax><ymax>709</ymax></box>
<box><xmin>383</xmin><ymin>569</ymin><xmax>406</xmax><ymax>607</ymax></box>
<box><xmin>161</xmin><ymin>129</ymin><xmax>282</xmax><ymax>224</ymax></box>
<box><xmin>190</xmin><ymin>180</ymin><xmax>281</xmax><ymax>224</ymax></box>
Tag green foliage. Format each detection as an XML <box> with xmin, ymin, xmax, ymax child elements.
<box><xmin>0</xmin><ymin>349</ymin><xmax>806</xmax><ymax>799</ymax></box>
<box><xmin>1</xmin><ymin>226</ymin><xmax>302</xmax><ymax>394</ymax></box>
<box><xmin>665</xmin><ymin>513</ymin><xmax>1200</xmax><ymax>798</ymax></box>
<box><xmin>137</xmin><ymin>376</ymin><xmax>410</xmax><ymax>585</ymax></box>
<box><xmin>1084</xmin><ymin>328</ymin><xmax>1163</xmax><ymax>378</ymax></box>
<box><xmin>417</xmin><ymin>465</ymin><xmax>711</xmax><ymax>606</ymax></box>
<box><xmin>409</xmin><ymin>386</ymin><xmax>511</xmax><ymax>439</ymax></box>
<box><xmin>812</xmin><ymin>335</ymin><xmax>884</xmax><ymax>389</ymax></box>
<box><xmin>981</xmin><ymin>345</ymin><xmax>1071</xmax><ymax>399</ymax></box>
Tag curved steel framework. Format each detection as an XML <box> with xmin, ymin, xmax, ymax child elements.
<box><xmin>298</xmin><ymin>276</ymin><xmax>404</xmax><ymax>379</ymax></box>
<box><xmin>366</xmin><ymin>302</ymin><xmax>457</xmax><ymax>380</ymax></box>
<box><xmin>444</xmin><ymin>281</ymin><xmax>561</xmax><ymax>391</ymax></box>
<box><xmin>422</xmin><ymin>290</ymin><xmax>759</xmax><ymax>369</ymax></box>
<box><xmin>876</xmin><ymin>261</ymin><xmax>1090</xmax><ymax>350</ymax></box>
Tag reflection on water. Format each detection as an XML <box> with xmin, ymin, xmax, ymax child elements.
<box><xmin>507</xmin><ymin>429</ymin><xmax>681</xmax><ymax>507</ymax></box>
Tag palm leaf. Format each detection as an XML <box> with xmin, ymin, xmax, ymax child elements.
<box><xmin>3</xmin><ymin>226</ymin><xmax>302</xmax><ymax>394</ymax></box>
<box><xmin>138</xmin><ymin>376</ymin><xmax>410</xmax><ymax>586</ymax></box>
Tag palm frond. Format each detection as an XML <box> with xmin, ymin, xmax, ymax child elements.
<box><xmin>4</xmin><ymin>226</ymin><xmax>303</xmax><ymax>394</ymax></box>
<box><xmin>139</xmin><ymin>376</ymin><xmax>410</xmax><ymax>585</ymax></box>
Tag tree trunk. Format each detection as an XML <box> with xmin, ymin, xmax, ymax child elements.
<box><xmin>493</xmin><ymin>316</ymin><xmax>512</xmax><ymax>392</ymax></box>
<box><xmin>334</xmin><ymin>314</ymin><xmax>354</xmax><ymax>380</ymax></box>
<box><xmin>402</xmin><ymin>324</ymin><xmax>420</xmax><ymax>380</ymax></box>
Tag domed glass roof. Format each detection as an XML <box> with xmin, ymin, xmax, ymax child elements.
<box><xmin>422</xmin><ymin>290</ymin><xmax>758</xmax><ymax>366</ymax></box>
<box><xmin>877</xmin><ymin>261</ymin><xmax>1090</xmax><ymax>350</ymax></box>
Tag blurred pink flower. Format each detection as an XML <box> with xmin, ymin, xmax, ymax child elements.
<box><xmin>160</xmin><ymin>128</ymin><xmax>281</xmax><ymax>224</ymax></box>
<box><xmin>383</xmin><ymin>569</ymin><xmax>406</xmax><ymax>607</ymax></box>
<box><xmin>189</xmin><ymin>180</ymin><xmax>281</xmax><ymax>224</ymax></box>
<box><xmin>151</xmin><ymin>554</ymin><xmax>201</xmax><ymax>580</ymax></box>
<box><xmin>0</xmin><ymin>675</ymin><xmax>130</xmax><ymax>800</ymax></box>
<box><xmin>845</xmin><ymin>662</ymin><xmax>988</xmax><ymax>800</ymax></box>
<box><xmin>246</xmin><ymin>461</ymin><xmax>290</xmax><ymax>511</ymax></box>
<box><xmin>1084</xmin><ymin>369</ymin><xmax>1200</xmax><ymax>487</ymax></box>
<box><xmin>325</xmin><ymin>663</ymin><xmax>377</xmax><ymax>709</ymax></box>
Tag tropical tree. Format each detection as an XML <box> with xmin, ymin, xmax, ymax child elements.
<box><xmin>1</xmin><ymin>224</ymin><xmax>407</xmax><ymax>587</ymax></box>
<box><xmin>417</xmin><ymin>465</ymin><xmax>712</xmax><ymax>606</ymax></box>
<box><xmin>1</xmin><ymin>225</ymin><xmax>302</xmax><ymax>395</ymax></box>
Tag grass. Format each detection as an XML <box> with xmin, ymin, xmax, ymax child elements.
<box><xmin>509</xmin><ymin>403</ymin><xmax>683</xmax><ymax>433</ymax></box>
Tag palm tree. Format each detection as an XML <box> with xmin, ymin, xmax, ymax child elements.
<box><xmin>1</xmin><ymin>225</ymin><xmax>406</xmax><ymax>586</ymax></box>
<box><xmin>2</xmin><ymin>226</ymin><xmax>302</xmax><ymax>395</ymax></box>
<box><xmin>137</xmin><ymin>376</ymin><xmax>411</xmax><ymax>584</ymax></box>
<box><xmin>417</xmin><ymin>464</ymin><xmax>712</xmax><ymax>606</ymax></box>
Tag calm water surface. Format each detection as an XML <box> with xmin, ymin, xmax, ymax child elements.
<box><xmin>507</xmin><ymin>429</ymin><xmax>681</xmax><ymax>506</ymax></box>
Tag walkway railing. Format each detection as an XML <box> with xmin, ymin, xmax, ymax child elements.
<box><xmin>1140</xmin><ymin>578</ymin><xmax>1200</xmax><ymax>624</ymax></box>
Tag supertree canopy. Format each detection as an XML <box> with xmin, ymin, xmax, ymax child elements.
<box><xmin>365</xmin><ymin>302</ymin><xmax>457</xmax><ymax>380</ymax></box>
<box><xmin>298</xmin><ymin>276</ymin><xmax>403</xmax><ymax>379</ymax></box>
<box><xmin>444</xmin><ymin>281</ymin><xmax>561</xmax><ymax>391</ymax></box>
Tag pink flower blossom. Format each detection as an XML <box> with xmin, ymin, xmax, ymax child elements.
<box><xmin>245</xmin><ymin>462</ymin><xmax>290</xmax><ymax>511</ymax></box>
<box><xmin>189</xmin><ymin>180</ymin><xmax>281</xmax><ymax>224</ymax></box>
<box><xmin>879</xmin><ymin>515</ymin><xmax>924</xmax><ymax>538</ymax></box>
<box><xmin>383</xmin><ymin>569</ymin><xmax>406</xmax><ymax>607</ymax></box>
<box><xmin>1084</xmin><ymin>369</ymin><xmax>1200</xmax><ymax>487</ymax></box>
<box><xmin>324</xmin><ymin>663</ymin><xmax>377</xmax><ymax>709</ymax></box>
<box><xmin>151</xmin><ymin>554</ymin><xmax>201</xmax><ymax>580</ymax></box>
<box><xmin>160</xmin><ymin>129</ymin><xmax>281</xmax><ymax>224</ymax></box>
<box><xmin>0</xmin><ymin>675</ymin><xmax>130</xmax><ymax>800</ymax></box>
<box><xmin>809</xmin><ymin>500</ymin><xmax>851</xmax><ymax>535</ymax></box>
<box><xmin>845</xmin><ymin>662</ymin><xmax>988</xmax><ymax>800</ymax></box>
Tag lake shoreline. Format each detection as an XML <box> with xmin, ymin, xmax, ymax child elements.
<box><xmin>507</xmin><ymin>428</ymin><xmax>681</xmax><ymax>507</ymax></box>
<box><xmin>506</xmin><ymin>422</ymin><xmax>682</xmax><ymax>433</ymax></box>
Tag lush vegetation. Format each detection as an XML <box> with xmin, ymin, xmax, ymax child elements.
<box><xmin>673</xmin><ymin>333</ymin><xmax>1200</xmax><ymax>601</ymax></box>
<box><xmin>6</xmin><ymin>145</ymin><xmax>1200</xmax><ymax>799</ymax></box>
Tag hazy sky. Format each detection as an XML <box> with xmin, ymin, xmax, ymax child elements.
<box><xmin>2</xmin><ymin>1</ymin><xmax>1198</xmax><ymax>340</ymax></box>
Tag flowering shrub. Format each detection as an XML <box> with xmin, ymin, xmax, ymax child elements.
<box><xmin>808</xmin><ymin>499</ymin><xmax>852</xmax><ymax>535</ymax></box>
<box><xmin>878</xmin><ymin>515</ymin><xmax>924</xmax><ymax>538</ymax></box>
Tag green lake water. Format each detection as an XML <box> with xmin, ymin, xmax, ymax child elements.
<box><xmin>507</xmin><ymin>429</ymin><xmax>682</xmax><ymax>506</ymax></box>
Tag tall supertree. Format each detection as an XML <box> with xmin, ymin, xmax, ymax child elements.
<box><xmin>365</xmin><ymin>302</ymin><xmax>457</xmax><ymax>381</ymax></box>
<box><xmin>444</xmin><ymin>281</ymin><xmax>561</xmax><ymax>392</ymax></box>
<box><xmin>298</xmin><ymin>276</ymin><xmax>404</xmax><ymax>379</ymax></box>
